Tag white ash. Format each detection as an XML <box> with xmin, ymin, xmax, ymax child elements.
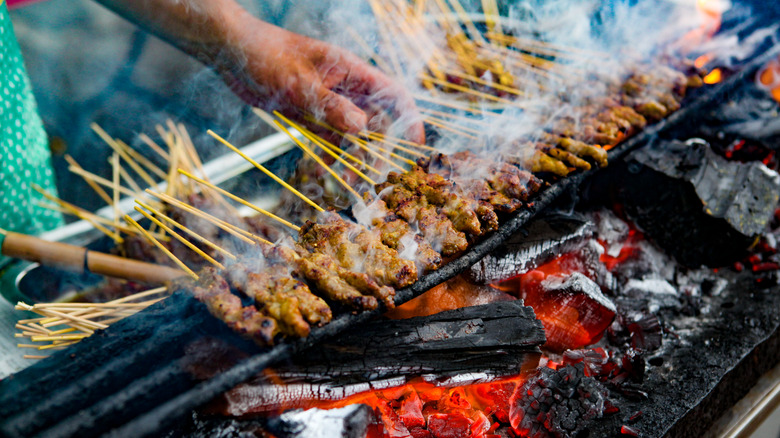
<box><xmin>591</xmin><ymin>210</ymin><xmax>630</xmax><ymax>258</ymax></box>
<box><xmin>541</xmin><ymin>272</ymin><xmax>617</xmax><ymax>313</ymax></box>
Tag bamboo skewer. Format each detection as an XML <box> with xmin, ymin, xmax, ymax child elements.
<box><xmin>123</xmin><ymin>215</ymin><xmax>198</xmax><ymax>280</ymax></box>
<box><xmin>423</xmin><ymin>114</ymin><xmax>483</xmax><ymax>135</ymax></box>
<box><xmin>419</xmin><ymin>107</ymin><xmax>491</xmax><ymax>126</ymax></box>
<box><xmin>360</xmin><ymin>133</ymin><xmax>426</xmax><ymax>158</ymax></box>
<box><xmin>178</xmin><ymin>169</ymin><xmax>301</xmax><ymax>232</ymax></box>
<box><xmin>138</xmin><ymin>133</ymin><xmax>171</xmax><ymax>162</ymax></box>
<box><xmin>419</xmin><ymin>73</ymin><xmax>531</xmax><ymax>109</ymax></box>
<box><xmin>33</xmin><ymin>188</ymin><xmax>124</xmax><ymax>244</ymax></box>
<box><xmin>115</xmin><ymin>139</ymin><xmax>167</xmax><ymax>181</ymax></box>
<box><xmin>93</xmin><ymin>124</ymin><xmax>158</xmax><ymax>189</ymax></box>
<box><xmin>311</xmin><ymin>136</ymin><xmax>382</xmax><ymax>176</ymax></box>
<box><xmin>134</xmin><ymin>206</ymin><xmax>226</xmax><ymax>270</ymax></box>
<box><xmin>135</xmin><ymin>200</ymin><xmax>237</xmax><ymax>261</ymax></box>
<box><xmin>347</xmin><ymin>134</ymin><xmax>417</xmax><ymax>166</ymax></box>
<box><xmin>274</xmin><ymin>121</ymin><xmax>364</xmax><ymax>200</ymax></box>
<box><xmin>207</xmin><ymin>129</ymin><xmax>325</xmax><ymax>213</ymax></box>
<box><xmin>414</xmin><ymin>93</ymin><xmax>501</xmax><ymax>116</ymax></box>
<box><xmin>273</xmin><ymin>112</ymin><xmax>377</xmax><ymax>185</ymax></box>
<box><xmin>146</xmin><ymin>190</ymin><xmax>272</xmax><ymax>246</ymax></box>
<box><xmin>64</xmin><ymin>154</ymin><xmax>114</xmax><ymax>206</ymax></box>
<box><xmin>115</xmin><ymin>160</ymin><xmax>145</xmax><ymax>198</ymax></box>
<box><xmin>112</xmin><ymin>153</ymin><xmax>121</xmax><ymax>229</ymax></box>
<box><xmin>66</xmin><ymin>166</ymin><xmax>139</xmax><ymax>200</ymax></box>
<box><xmin>15</xmin><ymin>287</ymin><xmax>169</xmax><ymax>355</ymax></box>
<box><xmin>423</xmin><ymin>118</ymin><xmax>480</xmax><ymax>140</ymax></box>
<box><xmin>363</xmin><ymin>131</ymin><xmax>438</xmax><ymax>152</ymax></box>
<box><xmin>305</xmin><ymin>118</ymin><xmax>408</xmax><ymax>171</ymax></box>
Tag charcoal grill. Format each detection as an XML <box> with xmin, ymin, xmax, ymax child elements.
<box><xmin>1</xmin><ymin>6</ymin><xmax>780</xmax><ymax>438</ymax></box>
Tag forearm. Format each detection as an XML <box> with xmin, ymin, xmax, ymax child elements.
<box><xmin>93</xmin><ymin>0</ymin><xmax>254</xmax><ymax>65</ymax></box>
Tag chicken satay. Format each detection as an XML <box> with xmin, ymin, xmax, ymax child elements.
<box><xmin>180</xmin><ymin>267</ymin><xmax>277</xmax><ymax>345</ymax></box>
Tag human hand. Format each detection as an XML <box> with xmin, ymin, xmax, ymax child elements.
<box><xmin>218</xmin><ymin>17</ymin><xmax>425</xmax><ymax>143</ymax></box>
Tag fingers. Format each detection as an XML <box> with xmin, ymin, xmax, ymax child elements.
<box><xmin>331</xmin><ymin>56</ymin><xmax>426</xmax><ymax>143</ymax></box>
<box><xmin>313</xmin><ymin>86</ymin><xmax>368</xmax><ymax>134</ymax></box>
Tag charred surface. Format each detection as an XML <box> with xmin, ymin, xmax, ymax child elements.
<box><xmin>252</xmin><ymin>301</ymin><xmax>544</xmax><ymax>384</ymax></box>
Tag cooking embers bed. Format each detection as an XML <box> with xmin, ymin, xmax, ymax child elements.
<box><xmin>1</xmin><ymin>41</ymin><xmax>780</xmax><ymax>438</ymax></box>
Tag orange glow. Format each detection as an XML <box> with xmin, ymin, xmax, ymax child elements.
<box><xmin>703</xmin><ymin>68</ymin><xmax>722</xmax><ymax>84</ymax></box>
<box><xmin>757</xmin><ymin>58</ymin><xmax>780</xmax><ymax>104</ymax></box>
<box><xmin>694</xmin><ymin>54</ymin><xmax>711</xmax><ymax>69</ymax></box>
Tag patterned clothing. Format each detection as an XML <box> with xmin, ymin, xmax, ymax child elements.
<box><xmin>0</xmin><ymin>0</ymin><xmax>63</xmax><ymax>234</ymax></box>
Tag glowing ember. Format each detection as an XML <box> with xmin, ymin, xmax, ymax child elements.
<box><xmin>757</xmin><ymin>56</ymin><xmax>780</xmax><ymax>103</ymax></box>
<box><xmin>703</xmin><ymin>68</ymin><xmax>722</xmax><ymax>84</ymax></box>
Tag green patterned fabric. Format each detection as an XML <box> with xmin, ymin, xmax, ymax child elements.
<box><xmin>0</xmin><ymin>1</ymin><xmax>63</xmax><ymax>235</ymax></box>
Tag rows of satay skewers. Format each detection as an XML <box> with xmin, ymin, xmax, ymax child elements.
<box><xmin>13</xmin><ymin>5</ymin><xmax>711</xmax><ymax>351</ymax></box>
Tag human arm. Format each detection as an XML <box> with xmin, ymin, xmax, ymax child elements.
<box><xmin>94</xmin><ymin>0</ymin><xmax>425</xmax><ymax>142</ymax></box>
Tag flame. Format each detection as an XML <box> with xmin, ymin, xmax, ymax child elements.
<box><xmin>703</xmin><ymin>68</ymin><xmax>722</xmax><ymax>84</ymax></box>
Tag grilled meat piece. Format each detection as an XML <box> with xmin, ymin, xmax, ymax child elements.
<box><xmin>226</xmin><ymin>262</ymin><xmax>332</xmax><ymax>338</ymax></box>
<box><xmin>298</xmin><ymin>216</ymin><xmax>418</xmax><ymax>290</ymax></box>
<box><xmin>541</xmin><ymin>134</ymin><xmax>608</xmax><ymax>168</ymax></box>
<box><xmin>376</xmin><ymin>176</ymin><xmax>469</xmax><ymax>256</ymax></box>
<box><xmin>180</xmin><ymin>267</ymin><xmax>277</xmax><ymax>345</ymax></box>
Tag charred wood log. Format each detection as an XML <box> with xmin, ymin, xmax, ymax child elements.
<box><xmin>467</xmin><ymin>214</ymin><xmax>593</xmax><ymax>284</ymax></box>
<box><xmin>212</xmin><ymin>301</ymin><xmax>546</xmax><ymax>416</ymax></box>
<box><xmin>278</xmin><ymin>300</ymin><xmax>545</xmax><ymax>383</ymax></box>
<box><xmin>584</xmin><ymin>139</ymin><xmax>780</xmax><ymax>267</ymax></box>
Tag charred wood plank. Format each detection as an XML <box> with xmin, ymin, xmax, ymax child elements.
<box><xmin>277</xmin><ymin>300</ymin><xmax>546</xmax><ymax>383</ymax></box>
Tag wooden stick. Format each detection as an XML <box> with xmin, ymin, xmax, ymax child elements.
<box><xmin>67</xmin><ymin>166</ymin><xmax>141</xmax><ymax>199</ymax></box>
<box><xmin>305</xmin><ymin>118</ymin><xmax>408</xmax><ymax>172</ymax></box>
<box><xmin>135</xmin><ymin>200</ymin><xmax>236</xmax><ymax>261</ymax></box>
<box><xmin>64</xmin><ymin>154</ymin><xmax>113</xmax><ymax>206</ymax></box>
<box><xmin>123</xmin><ymin>215</ymin><xmax>198</xmax><ymax>280</ymax></box>
<box><xmin>419</xmin><ymin>107</ymin><xmax>491</xmax><ymax>126</ymax></box>
<box><xmin>116</xmin><ymin>139</ymin><xmax>167</xmax><ymax>180</ymax></box>
<box><xmin>423</xmin><ymin>117</ymin><xmax>479</xmax><ymax>140</ymax></box>
<box><xmin>348</xmin><ymin>134</ymin><xmax>418</xmax><ymax>166</ymax></box>
<box><xmin>115</xmin><ymin>159</ymin><xmax>145</xmax><ymax>197</ymax></box>
<box><xmin>109</xmin><ymin>286</ymin><xmax>168</xmax><ymax>303</ymax></box>
<box><xmin>359</xmin><ymin>133</ymin><xmax>427</xmax><ymax>157</ymax></box>
<box><xmin>424</xmin><ymin>114</ymin><xmax>483</xmax><ymax>135</ymax></box>
<box><xmin>92</xmin><ymin>124</ymin><xmax>158</xmax><ymax>188</ymax></box>
<box><xmin>112</xmin><ymin>153</ymin><xmax>121</xmax><ymax>228</ymax></box>
<box><xmin>178</xmin><ymin>169</ymin><xmax>301</xmax><ymax>232</ymax></box>
<box><xmin>32</xmin><ymin>185</ymin><xmax>124</xmax><ymax>243</ymax></box>
<box><xmin>134</xmin><ymin>206</ymin><xmax>225</xmax><ymax>270</ymax></box>
<box><xmin>138</xmin><ymin>133</ymin><xmax>171</xmax><ymax>162</ymax></box>
<box><xmin>274</xmin><ymin>121</ymin><xmax>363</xmax><ymax>200</ymax></box>
<box><xmin>146</xmin><ymin>190</ymin><xmax>271</xmax><ymax>245</ymax></box>
<box><xmin>443</xmin><ymin>68</ymin><xmax>525</xmax><ymax>96</ymax></box>
<box><xmin>414</xmin><ymin>93</ymin><xmax>501</xmax><ymax>116</ymax></box>
<box><xmin>309</xmin><ymin>134</ymin><xmax>382</xmax><ymax>176</ymax></box>
<box><xmin>207</xmin><ymin>129</ymin><xmax>325</xmax><ymax>213</ymax></box>
<box><xmin>419</xmin><ymin>74</ymin><xmax>531</xmax><ymax>109</ymax></box>
<box><xmin>273</xmin><ymin>112</ymin><xmax>377</xmax><ymax>185</ymax></box>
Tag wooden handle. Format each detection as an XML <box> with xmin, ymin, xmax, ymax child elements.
<box><xmin>86</xmin><ymin>252</ymin><xmax>185</xmax><ymax>284</ymax></box>
<box><xmin>1</xmin><ymin>230</ymin><xmax>186</xmax><ymax>284</ymax></box>
<box><xmin>1</xmin><ymin>231</ymin><xmax>87</xmax><ymax>274</ymax></box>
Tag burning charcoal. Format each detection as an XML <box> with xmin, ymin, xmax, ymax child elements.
<box><xmin>264</xmin><ymin>405</ymin><xmax>373</xmax><ymax>438</ymax></box>
<box><xmin>589</xmin><ymin>139</ymin><xmax>780</xmax><ymax>267</ymax></box>
<box><xmin>467</xmin><ymin>214</ymin><xmax>594</xmax><ymax>285</ymax></box>
<box><xmin>608</xmin><ymin>312</ymin><xmax>663</xmax><ymax>352</ymax></box>
<box><xmin>509</xmin><ymin>364</ymin><xmax>611</xmax><ymax>438</ymax></box>
<box><xmin>521</xmin><ymin>272</ymin><xmax>616</xmax><ymax>352</ymax></box>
